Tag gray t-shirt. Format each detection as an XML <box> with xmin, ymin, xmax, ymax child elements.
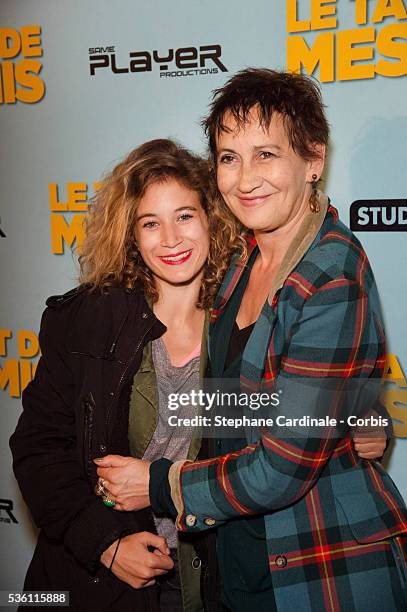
<box><xmin>142</xmin><ymin>337</ymin><xmax>200</xmax><ymax>548</ymax></box>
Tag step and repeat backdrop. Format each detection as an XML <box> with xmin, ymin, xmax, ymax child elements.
<box><xmin>1</xmin><ymin>0</ymin><xmax>407</xmax><ymax>593</ymax></box>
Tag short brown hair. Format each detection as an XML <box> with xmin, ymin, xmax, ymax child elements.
<box><xmin>79</xmin><ymin>139</ymin><xmax>244</xmax><ymax>309</ymax></box>
<box><xmin>203</xmin><ymin>68</ymin><xmax>329</xmax><ymax>161</ymax></box>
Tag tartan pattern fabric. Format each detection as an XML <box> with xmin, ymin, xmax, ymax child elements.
<box><xmin>171</xmin><ymin>204</ymin><xmax>407</xmax><ymax>610</ymax></box>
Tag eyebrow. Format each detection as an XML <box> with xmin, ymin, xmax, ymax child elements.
<box><xmin>217</xmin><ymin>143</ymin><xmax>283</xmax><ymax>155</ymax></box>
<box><xmin>254</xmin><ymin>143</ymin><xmax>283</xmax><ymax>152</ymax></box>
<box><xmin>136</xmin><ymin>206</ymin><xmax>198</xmax><ymax>221</ymax></box>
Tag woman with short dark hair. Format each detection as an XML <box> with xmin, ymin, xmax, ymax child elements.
<box><xmin>106</xmin><ymin>70</ymin><xmax>407</xmax><ymax>611</ymax></box>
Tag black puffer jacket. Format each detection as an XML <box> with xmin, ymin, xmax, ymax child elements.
<box><xmin>10</xmin><ymin>285</ymin><xmax>167</xmax><ymax>611</ymax></box>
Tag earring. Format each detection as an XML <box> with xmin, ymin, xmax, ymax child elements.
<box><xmin>309</xmin><ymin>173</ymin><xmax>320</xmax><ymax>213</ymax></box>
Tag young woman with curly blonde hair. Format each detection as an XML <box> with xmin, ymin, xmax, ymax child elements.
<box><xmin>10</xmin><ymin>138</ymin><xmax>244</xmax><ymax>612</ymax></box>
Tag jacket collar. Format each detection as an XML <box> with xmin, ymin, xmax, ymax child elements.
<box><xmin>266</xmin><ymin>190</ymin><xmax>329</xmax><ymax>304</ymax></box>
<box><xmin>213</xmin><ymin>191</ymin><xmax>329</xmax><ymax>317</ymax></box>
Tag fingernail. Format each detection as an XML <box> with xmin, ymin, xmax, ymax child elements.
<box><xmin>94</xmin><ymin>458</ymin><xmax>103</xmax><ymax>462</ymax></box>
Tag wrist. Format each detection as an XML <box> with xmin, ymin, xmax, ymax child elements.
<box><xmin>109</xmin><ymin>537</ymin><xmax>122</xmax><ymax>570</ymax></box>
<box><xmin>143</xmin><ymin>460</ymin><xmax>152</xmax><ymax>499</ymax></box>
<box><xmin>100</xmin><ymin>538</ymin><xmax>119</xmax><ymax>568</ymax></box>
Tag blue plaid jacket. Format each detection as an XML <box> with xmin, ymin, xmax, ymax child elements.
<box><xmin>168</xmin><ymin>197</ymin><xmax>407</xmax><ymax>610</ymax></box>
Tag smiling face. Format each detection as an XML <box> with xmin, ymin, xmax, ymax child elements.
<box><xmin>216</xmin><ymin>109</ymin><xmax>325</xmax><ymax>234</ymax></box>
<box><xmin>135</xmin><ymin>178</ymin><xmax>210</xmax><ymax>289</ymax></box>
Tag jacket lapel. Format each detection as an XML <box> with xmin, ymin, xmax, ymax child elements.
<box><xmin>129</xmin><ymin>312</ymin><xmax>209</xmax><ymax>461</ymax></box>
<box><xmin>128</xmin><ymin>342</ymin><xmax>157</xmax><ymax>459</ymax></box>
<box><xmin>266</xmin><ymin>191</ymin><xmax>328</xmax><ymax>303</ymax></box>
<box><xmin>240</xmin><ymin>193</ymin><xmax>329</xmax><ymax>393</ymax></box>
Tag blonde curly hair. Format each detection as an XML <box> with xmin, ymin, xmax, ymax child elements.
<box><xmin>79</xmin><ymin>139</ymin><xmax>245</xmax><ymax>309</ymax></box>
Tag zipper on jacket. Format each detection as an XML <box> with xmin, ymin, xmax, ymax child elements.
<box><xmin>105</xmin><ymin>319</ymin><xmax>155</xmax><ymax>444</ymax></box>
<box><xmin>104</xmin><ymin>311</ymin><xmax>129</xmax><ymax>360</ymax></box>
<box><xmin>82</xmin><ymin>392</ymin><xmax>95</xmax><ymax>477</ymax></box>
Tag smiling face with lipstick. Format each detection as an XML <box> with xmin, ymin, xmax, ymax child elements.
<box><xmin>216</xmin><ymin>109</ymin><xmax>324</xmax><ymax>236</ymax></box>
<box><xmin>135</xmin><ymin>179</ymin><xmax>210</xmax><ymax>290</ymax></box>
<box><xmin>79</xmin><ymin>138</ymin><xmax>242</xmax><ymax>310</ymax></box>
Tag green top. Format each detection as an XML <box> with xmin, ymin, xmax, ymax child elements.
<box><xmin>128</xmin><ymin>313</ymin><xmax>209</xmax><ymax>612</ymax></box>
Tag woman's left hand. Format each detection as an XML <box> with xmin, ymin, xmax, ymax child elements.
<box><xmin>94</xmin><ymin>455</ymin><xmax>151</xmax><ymax>511</ymax></box>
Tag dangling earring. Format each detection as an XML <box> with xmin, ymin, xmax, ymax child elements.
<box><xmin>309</xmin><ymin>173</ymin><xmax>320</xmax><ymax>213</ymax></box>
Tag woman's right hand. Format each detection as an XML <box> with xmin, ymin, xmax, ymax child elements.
<box><xmin>353</xmin><ymin>435</ymin><xmax>387</xmax><ymax>459</ymax></box>
<box><xmin>100</xmin><ymin>532</ymin><xmax>174</xmax><ymax>589</ymax></box>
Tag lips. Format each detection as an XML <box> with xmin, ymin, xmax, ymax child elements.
<box><xmin>158</xmin><ymin>249</ymin><xmax>193</xmax><ymax>265</ymax></box>
<box><xmin>238</xmin><ymin>194</ymin><xmax>273</xmax><ymax>207</ymax></box>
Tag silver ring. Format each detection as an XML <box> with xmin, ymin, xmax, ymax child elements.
<box><xmin>95</xmin><ymin>478</ymin><xmax>107</xmax><ymax>497</ymax></box>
